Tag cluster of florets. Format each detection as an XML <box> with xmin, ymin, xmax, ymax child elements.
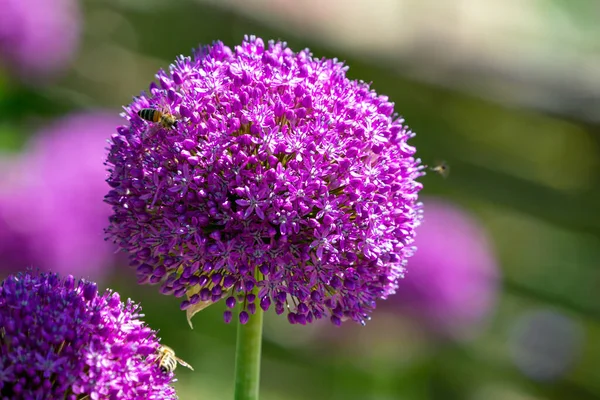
<box><xmin>0</xmin><ymin>271</ymin><xmax>177</xmax><ymax>399</ymax></box>
<box><xmin>105</xmin><ymin>35</ymin><xmax>423</xmax><ymax>326</ymax></box>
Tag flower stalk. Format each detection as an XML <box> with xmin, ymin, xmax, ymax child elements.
<box><xmin>234</xmin><ymin>301</ymin><xmax>264</xmax><ymax>400</ymax></box>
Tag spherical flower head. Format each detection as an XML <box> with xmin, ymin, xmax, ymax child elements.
<box><xmin>0</xmin><ymin>271</ymin><xmax>177</xmax><ymax>398</ymax></box>
<box><xmin>0</xmin><ymin>113</ymin><xmax>121</xmax><ymax>281</ymax></box>
<box><xmin>0</xmin><ymin>0</ymin><xmax>80</xmax><ymax>80</ymax></box>
<box><xmin>105</xmin><ymin>35</ymin><xmax>423</xmax><ymax>327</ymax></box>
<box><xmin>392</xmin><ymin>198</ymin><xmax>499</xmax><ymax>340</ymax></box>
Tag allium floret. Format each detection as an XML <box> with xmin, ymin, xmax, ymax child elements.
<box><xmin>105</xmin><ymin>35</ymin><xmax>423</xmax><ymax>327</ymax></box>
<box><xmin>0</xmin><ymin>271</ymin><xmax>177</xmax><ymax>399</ymax></box>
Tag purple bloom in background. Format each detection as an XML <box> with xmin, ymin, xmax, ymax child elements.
<box><xmin>0</xmin><ymin>0</ymin><xmax>80</xmax><ymax>80</ymax></box>
<box><xmin>509</xmin><ymin>309</ymin><xmax>583</xmax><ymax>382</ymax></box>
<box><xmin>392</xmin><ymin>198</ymin><xmax>499</xmax><ymax>340</ymax></box>
<box><xmin>0</xmin><ymin>113</ymin><xmax>121</xmax><ymax>282</ymax></box>
<box><xmin>0</xmin><ymin>198</ymin><xmax>34</xmax><ymax>272</ymax></box>
<box><xmin>0</xmin><ymin>271</ymin><xmax>177</xmax><ymax>399</ymax></box>
<box><xmin>0</xmin><ymin>155</ymin><xmax>34</xmax><ymax>271</ymax></box>
<box><xmin>105</xmin><ymin>35</ymin><xmax>424</xmax><ymax>326</ymax></box>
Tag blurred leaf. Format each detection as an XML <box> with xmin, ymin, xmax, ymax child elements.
<box><xmin>0</xmin><ymin>85</ymin><xmax>74</xmax><ymax>120</ymax></box>
<box><xmin>504</xmin><ymin>277</ymin><xmax>600</xmax><ymax>321</ymax></box>
<box><xmin>444</xmin><ymin>159</ymin><xmax>600</xmax><ymax>237</ymax></box>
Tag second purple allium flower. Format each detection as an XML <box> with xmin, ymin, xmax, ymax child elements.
<box><xmin>391</xmin><ymin>198</ymin><xmax>499</xmax><ymax>340</ymax></box>
<box><xmin>0</xmin><ymin>271</ymin><xmax>177</xmax><ymax>399</ymax></box>
<box><xmin>105</xmin><ymin>35</ymin><xmax>423</xmax><ymax>326</ymax></box>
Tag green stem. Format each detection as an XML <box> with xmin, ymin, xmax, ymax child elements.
<box><xmin>234</xmin><ymin>306</ymin><xmax>264</xmax><ymax>400</ymax></box>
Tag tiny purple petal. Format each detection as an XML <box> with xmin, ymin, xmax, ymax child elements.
<box><xmin>226</xmin><ymin>296</ymin><xmax>237</xmax><ymax>309</ymax></box>
<box><xmin>224</xmin><ymin>310</ymin><xmax>233</xmax><ymax>323</ymax></box>
<box><xmin>239</xmin><ymin>311</ymin><xmax>249</xmax><ymax>325</ymax></box>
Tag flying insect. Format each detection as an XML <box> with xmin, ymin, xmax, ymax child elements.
<box><xmin>156</xmin><ymin>345</ymin><xmax>194</xmax><ymax>373</ymax></box>
<box><xmin>430</xmin><ymin>161</ymin><xmax>450</xmax><ymax>178</ymax></box>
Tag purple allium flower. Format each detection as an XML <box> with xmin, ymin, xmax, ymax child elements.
<box><xmin>105</xmin><ymin>35</ymin><xmax>423</xmax><ymax>326</ymax></box>
<box><xmin>0</xmin><ymin>113</ymin><xmax>121</xmax><ymax>281</ymax></box>
<box><xmin>392</xmin><ymin>198</ymin><xmax>499</xmax><ymax>340</ymax></box>
<box><xmin>0</xmin><ymin>0</ymin><xmax>80</xmax><ymax>80</ymax></box>
<box><xmin>0</xmin><ymin>156</ymin><xmax>34</xmax><ymax>271</ymax></box>
<box><xmin>0</xmin><ymin>199</ymin><xmax>35</xmax><ymax>272</ymax></box>
<box><xmin>0</xmin><ymin>271</ymin><xmax>177</xmax><ymax>399</ymax></box>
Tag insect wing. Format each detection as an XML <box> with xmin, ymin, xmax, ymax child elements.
<box><xmin>175</xmin><ymin>356</ymin><xmax>194</xmax><ymax>371</ymax></box>
<box><xmin>141</xmin><ymin>124</ymin><xmax>161</xmax><ymax>140</ymax></box>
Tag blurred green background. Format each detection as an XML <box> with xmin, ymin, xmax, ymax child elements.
<box><xmin>1</xmin><ymin>0</ymin><xmax>600</xmax><ymax>399</ymax></box>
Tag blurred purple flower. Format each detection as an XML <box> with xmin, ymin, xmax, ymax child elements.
<box><xmin>0</xmin><ymin>270</ymin><xmax>177</xmax><ymax>398</ymax></box>
<box><xmin>392</xmin><ymin>198</ymin><xmax>499</xmax><ymax>340</ymax></box>
<box><xmin>0</xmin><ymin>112</ymin><xmax>121</xmax><ymax>281</ymax></box>
<box><xmin>0</xmin><ymin>201</ymin><xmax>33</xmax><ymax>271</ymax></box>
<box><xmin>0</xmin><ymin>0</ymin><xmax>80</xmax><ymax>80</ymax></box>
<box><xmin>509</xmin><ymin>309</ymin><xmax>583</xmax><ymax>382</ymax></box>
<box><xmin>0</xmin><ymin>155</ymin><xmax>33</xmax><ymax>270</ymax></box>
<box><xmin>105</xmin><ymin>35</ymin><xmax>424</xmax><ymax>327</ymax></box>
